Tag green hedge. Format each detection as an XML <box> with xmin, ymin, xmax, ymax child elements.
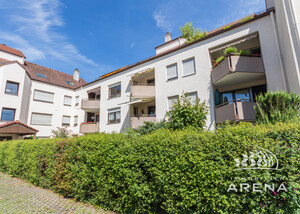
<box><xmin>0</xmin><ymin>122</ymin><xmax>299</xmax><ymax>213</ymax></box>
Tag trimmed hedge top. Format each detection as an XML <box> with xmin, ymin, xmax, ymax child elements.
<box><xmin>0</xmin><ymin>122</ymin><xmax>299</xmax><ymax>213</ymax></box>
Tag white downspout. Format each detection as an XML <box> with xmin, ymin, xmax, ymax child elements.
<box><xmin>270</xmin><ymin>11</ymin><xmax>290</xmax><ymax>92</ymax></box>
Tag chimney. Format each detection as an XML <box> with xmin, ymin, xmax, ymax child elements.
<box><xmin>265</xmin><ymin>0</ymin><xmax>275</xmax><ymax>9</ymax></box>
<box><xmin>73</xmin><ymin>68</ymin><xmax>80</xmax><ymax>81</ymax></box>
<box><xmin>165</xmin><ymin>32</ymin><xmax>172</xmax><ymax>43</ymax></box>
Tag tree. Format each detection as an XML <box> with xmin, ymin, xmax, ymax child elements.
<box><xmin>180</xmin><ymin>22</ymin><xmax>207</xmax><ymax>43</ymax></box>
<box><xmin>254</xmin><ymin>91</ymin><xmax>300</xmax><ymax>124</ymax></box>
<box><xmin>51</xmin><ymin>127</ymin><xmax>72</xmax><ymax>138</ymax></box>
<box><xmin>166</xmin><ymin>94</ymin><xmax>208</xmax><ymax>130</ymax></box>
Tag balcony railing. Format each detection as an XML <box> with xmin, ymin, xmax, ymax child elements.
<box><xmin>215</xmin><ymin>99</ymin><xmax>256</xmax><ymax>124</ymax></box>
<box><xmin>130</xmin><ymin>114</ymin><xmax>156</xmax><ymax>129</ymax></box>
<box><xmin>80</xmin><ymin>123</ymin><xmax>99</xmax><ymax>134</ymax></box>
<box><xmin>212</xmin><ymin>55</ymin><xmax>265</xmax><ymax>87</ymax></box>
<box><xmin>131</xmin><ymin>83</ymin><xmax>155</xmax><ymax>98</ymax></box>
<box><xmin>81</xmin><ymin>98</ymin><xmax>100</xmax><ymax>110</ymax></box>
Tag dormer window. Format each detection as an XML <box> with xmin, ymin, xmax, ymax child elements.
<box><xmin>36</xmin><ymin>73</ymin><xmax>47</xmax><ymax>79</ymax></box>
<box><xmin>66</xmin><ymin>81</ymin><xmax>75</xmax><ymax>86</ymax></box>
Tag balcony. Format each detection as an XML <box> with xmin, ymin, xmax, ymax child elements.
<box><xmin>81</xmin><ymin>99</ymin><xmax>100</xmax><ymax>112</ymax></box>
<box><xmin>131</xmin><ymin>84</ymin><xmax>155</xmax><ymax>99</ymax></box>
<box><xmin>212</xmin><ymin>55</ymin><xmax>265</xmax><ymax>88</ymax></box>
<box><xmin>80</xmin><ymin>123</ymin><xmax>99</xmax><ymax>134</ymax></box>
<box><xmin>130</xmin><ymin>115</ymin><xmax>156</xmax><ymax>129</ymax></box>
<box><xmin>215</xmin><ymin>100</ymin><xmax>256</xmax><ymax>124</ymax></box>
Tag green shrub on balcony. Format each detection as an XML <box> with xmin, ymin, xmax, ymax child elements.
<box><xmin>255</xmin><ymin>91</ymin><xmax>300</xmax><ymax>124</ymax></box>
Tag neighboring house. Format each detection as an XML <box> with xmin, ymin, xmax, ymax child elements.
<box><xmin>1</xmin><ymin>0</ymin><xmax>300</xmax><ymax>139</ymax></box>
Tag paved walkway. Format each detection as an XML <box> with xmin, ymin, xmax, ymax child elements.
<box><xmin>0</xmin><ymin>172</ymin><xmax>114</xmax><ymax>214</ymax></box>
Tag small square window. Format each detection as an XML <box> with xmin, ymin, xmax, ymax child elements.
<box><xmin>108</xmin><ymin>83</ymin><xmax>121</xmax><ymax>99</ymax></box>
<box><xmin>62</xmin><ymin>116</ymin><xmax>71</xmax><ymax>127</ymax></box>
<box><xmin>108</xmin><ymin>108</ymin><xmax>121</xmax><ymax>124</ymax></box>
<box><xmin>183</xmin><ymin>58</ymin><xmax>196</xmax><ymax>76</ymax></box>
<box><xmin>1</xmin><ymin>108</ymin><xmax>15</xmax><ymax>121</ymax></box>
<box><xmin>5</xmin><ymin>81</ymin><xmax>19</xmax><ymax>95</ymax></box>
<box><xmin>167</xmin><ymin>63</ymin><xmax>178</xmax><ymax>80</ymax></box>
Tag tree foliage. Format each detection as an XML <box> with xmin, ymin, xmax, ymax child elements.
<box><xmin>166</xmin><ymin>93</ymin><xmax>208</xmax><ymax>130</ymax></box>
<box><xmin>254</xmin><ymin>91</ymin><xmax>300</xmax><ymax>124</ymax></box>
<box><xmin>180</xmin><ymin>22</ymin><xmax>207</xmax><ymax>43</ymax></box>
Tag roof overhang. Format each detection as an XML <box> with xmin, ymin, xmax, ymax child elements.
<box><xmin>0</xmin><ymin>121</ymin><xmax>38</xmax><ymax>135</ymax></box>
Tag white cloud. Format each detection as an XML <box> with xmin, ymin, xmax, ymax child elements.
<box><xmin>153</xmin><ymin>12</ymin><xmax>173</xmax><ymax>32</ymax></box>
<box><xmin>0</xmin><ymin>0</ymin><xmax>99</xmax><ymax>68</ymax></box>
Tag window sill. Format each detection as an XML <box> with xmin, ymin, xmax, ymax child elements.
<box><xmin>166</xmin><ymin>77</ymin><xmax>178</xmax><ymax>82</ymax></box>
<box><xmin>107</xmin><ymin>122</ymin><xmax>120</xmax><ymax>125</ymax></box>
<box><xmin>182</xmin><ymin>73</ymin><xmax>196</xmax><ymax>78</ymax></box>
<box><xmin>33</xmin><ymin>99</ymin><xmax>54</xmax><ymax>104</ymax></box>
<box><xmin>30</xmin><ymin>123</ymin><xmax>52</xmax><ymax>126</ymax></box>
<box><xmin>64</xmin><ymin>104</ymin><xmax>72</xmax><ymax>107</ymax></box>
<box><xmin>5</xmin><ymin>93</ymin><xmax>19</xmax><ymax>96</ymax></box>
<box><xmin>108</xmin><ymin>96</ymin><xmax>121</xmax><ymax>100</ymax></box>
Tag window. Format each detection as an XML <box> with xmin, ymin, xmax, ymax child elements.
<box><xmin>108</xmin><ymin>83</ymin><xmax>121</xmax><ymax>99</ymax></box>
<box><xmin>64</xmin><ymin>96</ymin><xmax>72</xmax><ymax>106</ymax></box>
<box><xmin>74</xmin><ymin>116</ymin><xmax>78</xmax><ymax>126</ymax></box>
<box><xmin>66</xmin><ymin>81</ymin><xmax>75</xmax><ymax>86</ymax></box>
<box><xmin>75</xmin><ymin>96</ymin><xmax>80</xmax><ymax>106</ymax></box>
<box><xmin>186</xmin><ymin>92</ymin><xmax>198</xmax><ymax>103</ymax></box>
<box><xmin>31</xmin><ymin>113</ymin><xmax>52</xmax><ymax>126</ymax></box>
<box><xmin>183</xmin><ymin>58</ymin><xmax>196</xmax><ymax>76</ymax></box>
<box><xmin>36</xmin><ymin>73</ymin><xmax>47</xmax><ymax>78</ymax></box>
<box><xmin>62</xmin><ymin>116</ymin><xmax>71</xmax><ymax>127</ymax></box>
<box><xmin>167</xmin><ymin>63</ymin><xmax>178</xmax><ymax>80</ymax></box>
<box><xmin>220</xmin><ymin>89</ymin><xmax>251</xmax><ymax>105</ymax></box>
<box><xmin>33</xmin><ymin>90</ymin><xmax>54</xmax><ymax>103</ymax></box>
<box><xmin>148</xmin><ymin>106</ymin><xmax>156</xmax><ymax>116</ymax></box>
<box><xmin>168</xmin><ymin>95</ymin><xmax>179</xmax><ymax>110</ymax></box>
<box><xmin>108</xmin><ymin>108</ymin><xmax>121</xmax><ymax>124</ymax></box>
<box><xmin>5</xmin><ymin>81</ymin><xmax>19</xmax><ymax>95</ymax></box>
<box><xmin>1</xmin><ymin>108</ymin><xmax>15</xmax><ymax>121</ymax></box>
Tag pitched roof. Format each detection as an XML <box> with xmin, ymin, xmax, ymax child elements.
<box><xmin>0</xmin><ymin>44</ymin><xmax>25</xmax><ymax>58</ymax></box>
<box><xmin>0</xmin><ymin>121</ymin><xmax>38</xmax><ymax>134</ymax></box>
<box><xmin>79</xmin><ymin>8</ymin><xmax>274</xmax><ymax>89</ymax></box>
<box><xmin>23</xmin><ymin>61</ymin><xmax>86</xmax><ymax>89</ymax></box>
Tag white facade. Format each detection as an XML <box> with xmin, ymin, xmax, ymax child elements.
<box><xmin>1</xmin><ymin>1</ymin><xmax>300</xmax><ymax>138</ymax></box>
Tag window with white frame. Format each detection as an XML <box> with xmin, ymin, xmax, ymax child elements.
<box><xmin>183</xmin><ymin>58</ymin><xmax>196</xmax><ymax>76</ymax></box>
<box><xmin>168</xmin><ymin>95</ymin><xmax>179</xmax><ymax>110</ymax></box>
<box><xmin>74</xmin><ymin>116</ymin><xmax>78</xmax><ymax>126</ymax></box>
<box><xmin>64</xmin><ymin>96</ymin><xmax>72</xmax><ymax>106</ymax></box>
<box><xmin>186</xmin><ymin>92</ymin><xmax>198</xmax><ymax>103</ymax></box>
<box><xmin>167</xmin><ymin>63</ymin><xmax>178</xmax><ymax>80</ymax></box>
<box><xmin>75</xmin><ymin>96</ymin><xmax>80</xmax><ymax>106</ymax></box>
<box><xmin>33</xmin><ymin>90</ymin><xmax>54</xmax><ymax>103</ymax></box>
<box><xmin>108</xmin><ymin>108</ymin><xmax>121</xmax><ymax>124</ymax></box>
<box><xmin>31</xmin><ymin>113</ymin><xmax>52</xmax><ymax>126</ymax></box>
<box><xmin>108</xmin><ymin>83</ymin><xmax>121</xmax><ymax>99</ymax></box>
<box><xmin>62</xmin><ymin>115</ymin><xmax>71</xmax><ymax>126</ymax></box>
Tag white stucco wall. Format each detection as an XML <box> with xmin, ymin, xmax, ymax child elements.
<box><xmin>0</xmin><ymin>63</ymin><xmax>28</xmax><ymax>124</ymax></box>
<box><xmin>27</xmin><ymin>81</ymin><xmax>79</xmax><ymax>137</ymax></box>
<box><xmin>0</xmin><ymin>51</ymin><xmax>24</xmax><ymax>64</ymax></box>
<box><xmin>79</xmin><ymin>15</ymin><xmax>285</xmax><ymax>133</ymax></box>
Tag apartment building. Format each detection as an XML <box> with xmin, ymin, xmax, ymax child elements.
<box><xmin>1</xmin><ymin>0</ymin><xmax>300</xmax><ymax>139</ymax></box>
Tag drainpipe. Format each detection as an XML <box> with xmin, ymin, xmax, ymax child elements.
<box><xmin>270</xmin><ymin>11</ymin><xmax>290</xmax><ymax>92</ymax></box>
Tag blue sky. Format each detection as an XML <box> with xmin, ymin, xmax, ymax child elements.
<box><xmin>0</xmin><ymin>0</ymin><xmax>265</xmax><ymax>82</ymax></box>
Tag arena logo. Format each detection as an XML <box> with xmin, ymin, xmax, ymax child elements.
<box><xmin>227</xmin><ymin>146</ymin><xmax>287</xmax><ymax>193</ymax></box>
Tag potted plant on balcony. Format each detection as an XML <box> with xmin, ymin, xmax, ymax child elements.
<box><xmin>213</xmin><ymin>47</ymin><xmax>251</xmax><ymax>68</ymax></box>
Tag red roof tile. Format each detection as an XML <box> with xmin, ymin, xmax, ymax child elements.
<box><xmin>23</xmin><ymin>61</ymin><xmax>86</xmax><ymax>89</ymax></box>
<box><xmin>0</xmin><ymin>120</ymin><xmax>38</xmax><ymax>133</ymax></box>
<box><xmin>0</xmin><ymin>44</ymin><xmax>25</xmax><ymax>58</ymax></box>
